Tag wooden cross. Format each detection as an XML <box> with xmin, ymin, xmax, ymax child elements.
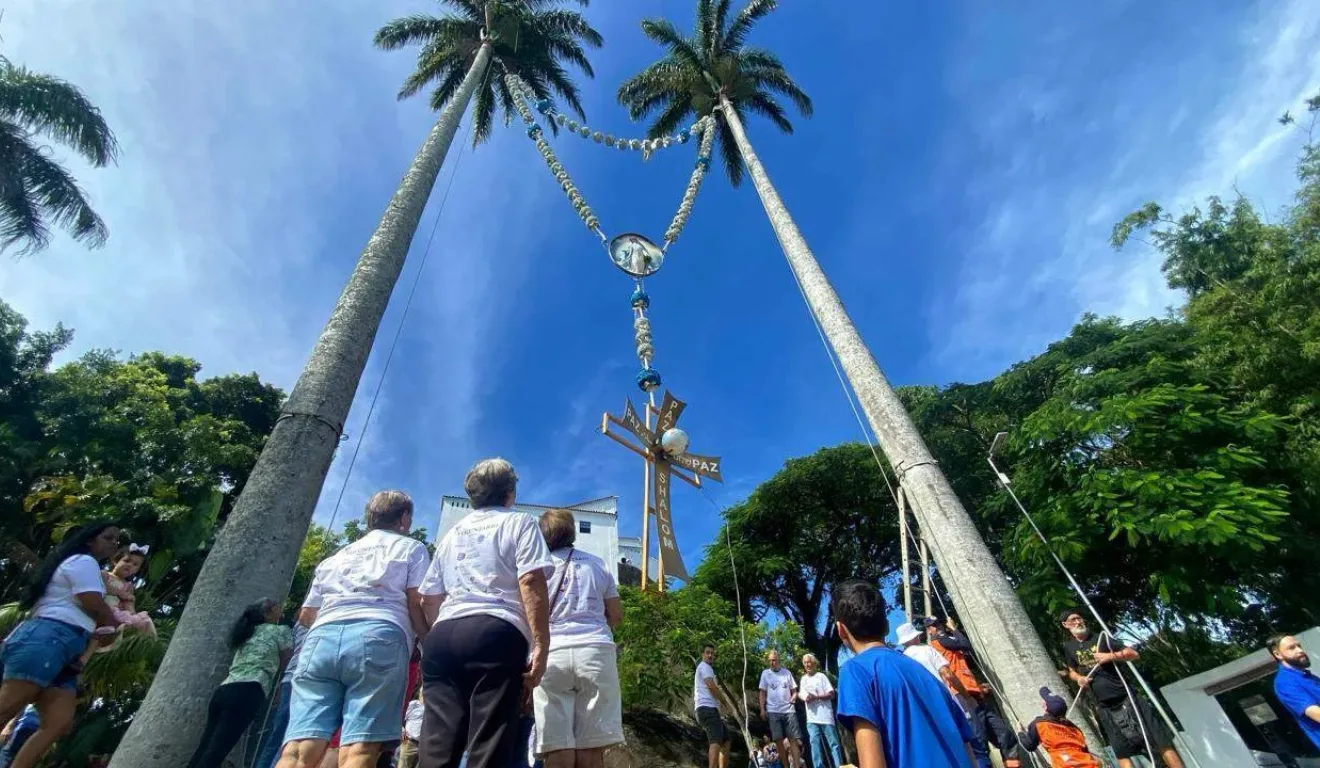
<box><xmin>601</xmin><ymin>390</ymin><xmax>723</xmax><ymax>591</ymax></box>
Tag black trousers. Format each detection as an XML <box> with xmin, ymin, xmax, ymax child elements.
<box><xmin>969</xmin><ymin>696</ymin><xmax>1022</xmax><ymax>765</ymax></box>
<box><xmin>187</xmin><ymin>681</ymin><xmax>267</xmax><ymax>768</ymax></box>
<box><xmin>421</xmin><ymin>615</ymin><xmax>528</xmax><ymax>768</ymax></box>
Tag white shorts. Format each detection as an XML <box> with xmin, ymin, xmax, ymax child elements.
<box><xmin>533</xmin><ymin>644</ymin><xmax>625</xmax><ymax>753</ymax></box>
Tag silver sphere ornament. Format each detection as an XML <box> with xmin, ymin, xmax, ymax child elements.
<box><xmin>660</xmin><ymin>428</ymin><xmax>690</xmax><ymax>457</ymax></box>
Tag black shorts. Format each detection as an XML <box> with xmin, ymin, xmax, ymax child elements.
<box><xmin>1096</xmin><ymin>697</ymin><xmax>1173</xmax><ymax>759</ymax></box>
<box><xmin>767</xmin><ymin>711</ymin><xmax>801</xmax><ymax>742</ymax></box>
<box><xmin>697</xmin><ymin>706</ymin><xmax>728</xmax><ymax>745</ymax></box>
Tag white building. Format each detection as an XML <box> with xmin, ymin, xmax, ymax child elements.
<box><xmin>1161</xmin><ymin>626</ymin><xmax>1320</xmax><ymax>767</ymax></box>
<box><xmin>438</xmin><ymin>495</ymin><xmax>621</xmax><ymax>571</ymax></box>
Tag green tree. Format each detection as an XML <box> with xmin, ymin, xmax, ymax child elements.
<box><xmin>114</xmin><ymin>5</ymin><xmax>603</xmax><ymax>765</ymax></box>
<box><xmin>695</xmin><ymin>444</ymin><xmax>900</xmax><ymax>662</ymax></box>
<box><xmin>614</xmin><ymin>584</ymin><xmax>799</xmax><ymax>756</ymax></box>
<box><xmin>620</xmin><ymin>0</ymin><xmax>1082</xmax><ymax>729</ymax></box>
<box><xmin>0</xmin><ymin>56</ymin><xmax>117</xmax><ymax>253</ymax></box>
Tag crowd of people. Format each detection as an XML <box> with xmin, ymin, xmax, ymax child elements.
<box><xmin>692</xmin><ymin>583</ymin><xmax>1209</xmax><ymax>768</ymax></box>
<box><xmin>0</xmin><ymin>457</ymin><xmax>626</xmax><ymax>768</ymax></box>
<box><xmin>2</xmin><ymin>455</ymin><xmax>1319</xmax><ymax>768</ymax></box>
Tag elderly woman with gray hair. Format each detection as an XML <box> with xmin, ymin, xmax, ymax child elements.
<box><xmin>418</xmin><ymin>458</ymin><xmax>553</xmax><ymax>768</ymax></box>
<box><xmin>533</xmin><ymin>508</ymin><xmax>624</xmax><ymax>768</ymax></box>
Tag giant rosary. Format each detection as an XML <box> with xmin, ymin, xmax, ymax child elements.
<box><xmin>506</xmin><ymin>73</ymin><xmax>724</xmax><ymax>591</ymax></box>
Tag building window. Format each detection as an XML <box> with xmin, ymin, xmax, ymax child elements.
<box><xmin>579</xmin><ymin>520</ymin><xmax>592</xmax><ymax>534</ymax></box>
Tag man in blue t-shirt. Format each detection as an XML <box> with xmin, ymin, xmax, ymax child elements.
<box><xmin>1270</xmin><ymin>634</ymin><xmax>1320</xmax><ymax>750</ymax></box>
<box><xmin>833</xmin><ymin>580</ymin><xmax>977</xmax><ymax>768</ymax></box>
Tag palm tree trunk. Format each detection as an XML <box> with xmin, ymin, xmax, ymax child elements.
<box><xmin>716</xmin><ymin>95</ymin><xmax>1104</xmax><ymax>751</ymax></box>
<box><xmin>109</xmin><ymin>42</ymin><xmax>493</xmax><ymax>768</ymax></box>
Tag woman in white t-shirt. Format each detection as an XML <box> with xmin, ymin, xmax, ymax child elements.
<box><xmin>532</xmin><ymin>509</ymin><xmax>623</xmax><ymax>768</ymax></box>
<box><xmin>418</xmin><ymin>458</ymin><xmax>554</xmax><ymax>768</ymax></box>
<box><xmin>278</xmin><ymin>491</ymin><xmax>431</xmax><ymax>768</ymax></box>
<box><xmin>0</xmin><ymin>521</ymin><xmax>122</xmax><ymax>767</ymax></box>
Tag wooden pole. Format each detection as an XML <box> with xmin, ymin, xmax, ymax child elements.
<box><xmin>899</xmin><ymin>488</ymin><xmax>912</xmax><ymax>619</ymax></box>
<box><xmin>641</xmin><ymin>402</ymin><xmax>653</xmax><ymax>592</ymax></box>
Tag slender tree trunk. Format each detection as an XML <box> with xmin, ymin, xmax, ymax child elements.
<box><xmin>717</xmin><ymin>96</ymin><xmax>1105</xmax><ymax>752</ymax></box>
<box><xmin>109</xmin><ymin>42</ymin><xmax>493</xmax><ymax>768</ymax></box>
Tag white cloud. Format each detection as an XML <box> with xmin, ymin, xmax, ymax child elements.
<box><xmin>928</xmin><ymin>0</ymin><xmax>1320</xmax><ymax>380</ymax></box>
<box><xmin>0</xmin><ymin>1</ymin><xmax>563</xmax><ymax>528</ymax></box>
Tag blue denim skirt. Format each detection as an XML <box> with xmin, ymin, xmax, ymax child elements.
<box><xmin>1</xmin><ymin>617</ymin><xmax>91</xmax><ymax>690</ymax></box>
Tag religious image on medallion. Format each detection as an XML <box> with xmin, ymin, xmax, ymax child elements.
<box><xmin>608</xmin><ymin>233</ymin><xmax>665</xmax><ymax>277</ymax></box>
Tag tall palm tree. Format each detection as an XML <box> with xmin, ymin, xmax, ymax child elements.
<box><xmin>0</xmin><ymin>56</ymin><xmax>117</xmax><ymax>254</ymax></box>
<box><xmin>619</xmin><ymin>0</ymin><xmax>1101</xmax><ymax>745</ymax></box>
<box><xmin>110</xmin><ymin>3</ymin><xmax>601</xmax><ymax>765</ymax></box>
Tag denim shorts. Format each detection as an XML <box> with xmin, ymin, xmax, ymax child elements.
<box><xmin>285</xmin><ymin>619</ymin><xmax>410</xmax><ymax>745</ymax></box>
<box><xmin>0</xmin><ymin>618</ymin><xmax>90</xmax><ymax>690</ymax></box>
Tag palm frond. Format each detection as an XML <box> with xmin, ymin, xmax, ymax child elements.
<box><xmin>724</xmin><ymin>0</ymin><xmax>778</xmax><ymax>52</ymax></box>
<box><xmin>421</xmin><ymin>61</ymin><xmax>469</xmax><ymax>111</ymax></box>
<box><xmin>373</xmin><ymin>14</ymin><xmax>449</xmax><ymax>50</ymax></box>
<box><xmin>379</xmin><ymin>0</ymin><xmax>600</xmax><ymax>147</ymax></box>
<box><xmin>716</xmin><ymin>110</ymin><xmax>745</xmax><ymax>186</ymax></box>
<box><xmin>640</xmin><ymin>19</ymin><xmax>705</xmax><ymax>70</ymax></box>
<box><xmin>470</xmin><ymin>79</ymin><xmax>498</xmax><ymax>146</ymax></box>
<box><xmin>0</xmin><ymin>129</ymin><xmax>49</xmax><ymax>251</ymax></box>
<box><xmin>696</xmin><ymin>0</ymin><xmax>717</xmax><ymax>52</ymax></box>
<box><xmin>648</xmin><ymin>99</ymin><xmax>695</xmax><ymax>139</ymax></box>
<box><xmin>533</xmin><ymin>9</ymin><xmax>604</xmax><ymax>49</ymax></box>
<box><xmin>745</xmin><ymin>92</ymin><xmax>792</xmax><ymax>133</ymax></box>
<box><xmin>19</xmin><ymin>139</ymin><xmax>108</xmax><ymax>248</ymax></box>
<box><xmin>712</xmin><ymin>0</ymin><xmax>734</xmax><ymax>51</ymax></box>
<box><xmin>0</xmin><ymin>59</ymin><xmax>118</xmax><ymax>166</ymax></box>
<box><xmin>435</xmin><ymin>0</ymin><xmax>484</xmax><ymax>22</ymax></box>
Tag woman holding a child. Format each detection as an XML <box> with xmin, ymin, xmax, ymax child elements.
<box><xmin>0</xmin><ymin>521</ymin><xmax>123</xmax><ymax>768</ymax></box>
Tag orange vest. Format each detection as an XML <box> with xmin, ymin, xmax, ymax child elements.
<box><xmin>930</xmin><ymin>637</ymin><xmax>984</xmax><ymax>697</ymax></box>
<box><xmin>1028</xmin><ymin>718</ymin><xmax>1100</xmax><ymax>768</ymax></box>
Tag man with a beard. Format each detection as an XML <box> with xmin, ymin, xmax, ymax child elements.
<box><xmin>1270</xmin><ymin>634</ymin><xmax>1320</xmax><ymax>750</ymax></box>
<box><xmin>1058</xmin><ymin>609</ymin><xmax>1184</xmax><ymax>768</ymax></box>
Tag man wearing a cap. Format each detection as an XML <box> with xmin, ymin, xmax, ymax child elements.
<box><xmin>1017</xmin><ymin>688</ymin><xmax>1100</xmax><ymax>768</ymax></box>
<box><xmin>896</xmin><ymin>623</ymin><xmax>964</xmax><ymax>700</ymax></box>
<box><xmin>1058</xmin><ymin>609</ymin><xmax>1183</xmax><ymax>768</ymax></box>
<box><xmin>925</xmin><ymin>617</ymin><xmax>1021</xmax><ymax>768</ymax></box>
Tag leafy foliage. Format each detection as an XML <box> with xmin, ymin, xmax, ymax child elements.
<box><xmin>374</xmin><ymin>0</ymin><xmax>603</xmax><ymax>146</ymax></box>
<box><xmin>694</xmin><ymin>444</ymin><xmax>900</xmax><ymax>661</ymax></box>
<box><xmin>899</xmin><ymin>109</ymin><xmax>1320</xmax><ymax>678</ymax></box>
<box><xmin>618</xmin><ymin>0</ymin><xmax>812</xmax><ymax>185</ymax></box>
<box><xmin>614</xmin><ymin>583</ymin><xmax>804</xmax><ymax>738</ymax></box>
<box><xmin>0</xmin><ymin>55</ymin><xmax>118</xmax><ymax>254</ymax></box>
<box><xmin>0</xmin><ymin>297</ymin><xmax>284</xmax><ymax>757</ymax></box>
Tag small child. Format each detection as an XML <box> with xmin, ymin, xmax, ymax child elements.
<box><xmin>1017</xmin><ymin>687</ymin><xmax>1100</xmax><ymax>768</ymax></box>
<box><xmin>102</xmin><ymin>544</ymin><xmax>156</xmax><ymax>637</ymax></box>
<box><xmin>80</xmin><ymin>545</ymin><xmax>156</xmax><ymax>664</ymax></box>
<box><xmin>762</xmin><ymin>738</ymin><xmax>782</xmax><ymax>768</ymax></box>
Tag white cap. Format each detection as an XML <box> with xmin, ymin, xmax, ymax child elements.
<box><xmin>895</xmin><ymin>622</ymin><xmax>921</xmax><ymax>645</ymax></box>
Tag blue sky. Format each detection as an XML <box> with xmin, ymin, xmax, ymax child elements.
<box><xmin>4</xmin><ymin>1</ymin><xmax>1319</xmax><ymax>616</ymax></box>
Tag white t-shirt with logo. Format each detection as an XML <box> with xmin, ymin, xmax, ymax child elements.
<box><xmin>694</xmin><ymin>660</ymin><xmax>719</xmax><ymax>710</ymax></box>
<box><xmin>420</xmin><ymin>508</ymin><xmax>553</xmax><ymax>645</ymax></box>
<box><xmin>798</xmin><ymin>671</ymin><xmax>836</xmax><ymax>724</ymax></box>
<box><xmin>303</xmin><ymin>529</ymin><xmax>430</xmax><ymax>641</ymax></box>
<box><xmin>31</xmin><ymin>554</ymin><xmax>105</xmax><ymax>633</ymax></box>
<box><xmin>902</xmin><ymin>644</ymin><xmax>949</xmax><ymax>683</ymax></box>
<box><xmin>759</xmin><ymin>667</ymin><xmax>797</xmax><ymax>714</ymax></box>
<box><xmin>546</xmin><ymin>547</ymin><xmax>619</xmax><ymax>651</ymax></box>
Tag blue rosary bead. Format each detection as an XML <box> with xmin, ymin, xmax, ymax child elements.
<box><xmin>535</xmin><ymin>98</ymin><xmax>552</xmax><ymax>114</ymax></box>
<box><xmin>636</xmin><ymin>367</ymin><xmax>662</xmax><ymax>392</ymax></box>
<box><xmin>630</xmin><ymin>287</ymin><xmax>651</xmax><ymax>309</ymax></box>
